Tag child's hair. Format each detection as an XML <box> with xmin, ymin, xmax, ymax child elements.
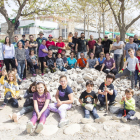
<box><xmin>125</xmin><ymin>88</ymin><xmax>134</xmax><ymax>95</ymax></box>
<box><xmin>36</xmin><ymin>81</ymin><xmax>49</xmax><ymax>93</ymax></box>
<box><xmin>12</xmin><ymin>68</ymin><xmax>17</xmax><ymax>72</ymax></box>
<box><xmin>128</xmin><ymin>48</ymin><xmax>134</xmax><ymax>52</ymax></box>
<box><xmin>7</xmin><ymin>70</ymin><xmax>17</xmax><ymax>85</ymax></box>
<box><xmin>59</xmin><ymin>75</ymin><xmax>67</xmax><ymax>81</ymax></box>
<box><xmin>28</xmin><ymin>82</ymin><xmax>36</xmax><ymax>93</ymax></box>
<box><xmin>86</xmin><ymin>80</ymin><xmax>94</xmax><ymax>87</ymax></box>
<box><xmin>29</xmin><ymin>49</ymin><xmax>35</xmax><ymax>55</ymax></box>
<box><xmin>137</xmin><ymin>48</ymin><xmax>140</xmax><ymax>52</ymax></box>
<box><xmin>106</xmin><ymin>73</ymin><xmax>115</xmax><ymax>82</ymax></box>
<box><xmin>57</xmin><ymin>53</ymin><xmax>61</xmax><ymax>57</ymax></box>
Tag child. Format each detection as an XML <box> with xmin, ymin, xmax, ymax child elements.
<box><xmin>135</xmin><ymin>49</ymin><xmax>140</xmax><ymax>89</ymax></box>
<box><xmin>49</xmin><ymin>75</ymin><xmax>73</xmax><ymax>128</ymax></box>
<box><xmin>26</xmin><ymin>81</ymin><xmax>51</xmax><ymax>134</ymax></box>
<box><xmin>0</xmin><ymin>43</ymin><xmax>4</xmax><ymax>78</ymax></box>
<box><xmin>112</xmin><ymin>89</ymin><xmax>135</xmax><ymax>123</ymax></box>
<box><xmin>79</xmin><ymin>80</ymin><xmax>106</xmax><ymax>123</ymax></box>
<box><xmin>115</xmin><ymin>48</ymin><xmax>140</xmax><ymax>89</ymax></box>
<box><xmin>12</xmin><ymin>68</ymin><xmax>22</xmax><ymax>85</ymax></box>
<box><xmin>0</xmin><ymin>70</ymin><xmax>19</xmax><ymax>109</ymax></box>
<box><xmin>30</xmin><ymin>49</ymin><xmax>39</xmax><ymax>74</ymax></box>
<box><xmin>56</xmin><ymin>53</ymin><xmax>67</xmax><ymax>71</ymax></box>
<box><xmin>98</xmin><ymin>73</ymin><xmax>117</xmax><ymax>111</ymax></box>
<box><xmin>9</xmin><ymin>82</ymin><xmax>36</xmax><ymax>122</ymax></box>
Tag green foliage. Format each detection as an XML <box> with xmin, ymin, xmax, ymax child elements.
<box><xmin>0</xmin><ymin>39</ymin><xmax>4</xmax><ymax>43</ymax></box>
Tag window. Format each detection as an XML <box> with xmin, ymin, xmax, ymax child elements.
<box><xmin>14</xmin><ymin>28</ymin><xmax>20</xmax><ymax>34</ymax></box>
<box><xmin>23</xmin><ymin>27</ymin><xmax>30</xmax><ymax>34</ymax></box>
<box><xmin>62</xmin><ymin>29</ymin><xmax>67</xmax><ymax>38</ymax></box>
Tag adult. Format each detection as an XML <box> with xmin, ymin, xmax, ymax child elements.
<box><xmin>20</xmin><ymin>34</ymin><xmax>26</xmax><ymax>46</ymax></box>
<box><xmin>56</xmin><ymin>36</ymin><xmax>66</xmax><ymax>53</ymax></box>
<box><xmin>77</xmin><ymin>52</ymin><xmax>87</xmax><ymax>69</ymax></box>
<box><xmin>94</xmin><ymin>37</ymin><xmax>103</xmax><ymax>58</ymax></box>
<box><xmin>43</xmin><ymin>49</ymin><xmax>56</xmax><ymax>73</ymax></box>
<box><xmin>36</xmin><ymin>31</ymin><xmax>47</xmax><ymax>52</ymax></box>
<box><xmin>29</xmin><ymin>35</ymin><xmax>38</xmax><ymax>54</ymax></box>
<box><xmin>133</xmin><ymin>34</ymin><xmax>140</xmax><ymax>47</ymax></box>
<box><xmin>3</xmin><ymin>36</ymin><xmax>16</xmax><ymax>71</ymax></box>
<box><xmin>61</xmin><ymin>50</ymin><xmax>68</xmax><ymax>67</ymax></box>
<box><xmin>124</xmin><ymin>36</ymin><xmax>138</xmax><ymax>60</ymax></box>
<box><xmin>67</xmin><ymin>51</ymin><xmax>77</xmax><ymax>69</ymax></box>
<box><xmin>68</xmin><ymin>32</ymin><xmax>74</xmax><ymax>51</ymax></box>
<box><xmin>12</xmin><ymin>36</ymin><xmax>19</xmax><ymax>49</ymax></box>
<box><xmin>88</xmin><ymin>35</ymin><xmax>96</xmax><ymax>54</ymax></box>
<box><xmin>112</xmin><ymin>36</ymin><xmax>124</xmax><ymax>72</ymax></box>
<box><xmin>102</xmin><ymin>35</ymin><xmax>113</xmax><ymax>54</ymax></box>
<box><xmin>76</xmin><ymin>33</ymin><xmax>89</xmax><ymax>59</ymax></box>
<box><xmin>86</xmin><ymin>52</ymin><xmax>99</xmax><ymax>69</ymax></box>
<box><xmin>38</xmin><ymin>39</ymin><xmax>48</xmax><ymax>75</ymax></box>
<box><xmin>46</xmin><ymin>34</ymin><xmax>55</xmax><ymax>49</ymax></box>
<box><xmin>72</xmin><ymin>32</ymin><xmax>78</xmax><ymax>51</ymax></box>
<box><xmin>101</xmin><ymin>53</ymin><xmax>117</xmax><ymax>75</ymax></box>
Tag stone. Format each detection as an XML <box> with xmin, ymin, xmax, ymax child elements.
<box><xmin>83</xmin><ymin>73</ymin><xmax>93</xmax><ymax>81</ymax></box>
<box><xmin>30</xmin><ymin>77</ymin><xmax>36</xmax><ymax>82</ymax></box>
<box><xmin>109</xmin><ymin>106</ymin><xmax>121</xmax><ymax>114</ymax></box>
<box><xmin>85</xmin><ymin>104</ymin><xmax>94</xmax><ymax>111</ymax></box>
<box><xmin>41</xmin><ymin>125</ymin><xmax>59</xmax><ymax>136</ymax></box>
<box><xmin>83</xmin><ymin>124</ymin><xmax>97</xmax><ymax>133</ymax></box>
<box><xmin>103</xmin><ymin>124</ymin><xmax>109</xmax><ymax>131</ymax></box>
<box><xmin>74</xmin><ymin>99</ymin><xmax>80</xmax><ymax>106</ymax></box>
<box><xmin>64</xmin><ymin>124</ymin><xmax>80</xmax><ymax>135</ymax></box>
<box><xmin>0</xmin><ymin>123</ymin><xmax>17</xmax><ymax>130</ymax></box>
<box><xmin>117</xmin><ymin>125</ymin><xmax>130</xmax><ymax>132</ymax></box>
<box><xmin>77</xmin><ymin>77</ymin><xmax>84</xmax><ymax>84</ymax></box>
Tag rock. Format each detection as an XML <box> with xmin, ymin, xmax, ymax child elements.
<box><xmin>103</xmin><ymin>124</ymin><xmax>109</xmax><ymax>131</ymax></box>
<box><xmin>109</xmin><ymin>106</ymin><xmax>121</xmax><ymax>114</ymax></box>
<box><xmin>74</xmin><ymin>99</ymin><xmax>80</xmax><ymax>106</ymax></box>
<box><xmin>64</xmin><ymin>124</ymin><xmax>80</xmax><ymax>135</ymax></box>
<box><xmin>83</xmin><ymin>124</ymin><xmax>97</xmax><ymax>133</ymax></box>
<box><xmin>117</xmin><ymin>125</ymin><xmax>131</xmax><ymax>132</ymax></box>
<box><xmin>83</xmin><ymin>73</ymin><xmax>93</xmax><ymax>81</ymax></box>
<box><xmin>0</xmin><ymin>123</ymin><xmax>17</xmax><ymax>130</ymax></box>
<box><xmin>85</xmin><ymin>104</ymin><xmax>94</xmax><ymax>111</ymax></box>
<box><xmin>41</xmin><ymin>125</ymin><xmax>58</xmax><ymax>136</ymax></box>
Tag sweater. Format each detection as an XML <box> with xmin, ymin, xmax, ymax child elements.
<box><xmin>0</xmin><ymin>76</ymin><xmax>19</xmax><ymax>97</ymax></box>
<box><xmin>15</xmin><ymin>48</ymin><xmax>26</xmax><ymax>62</ymax></box>
<box><xmin>120</xmin><ymin>98</ymin><xmax>135</xmax><ymax>111</ymax></box>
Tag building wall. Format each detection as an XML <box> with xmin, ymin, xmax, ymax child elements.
<box><xmin>1</xmin><ymin>22</ymin><xmax>8</xmax><ymax>35</ymax></box>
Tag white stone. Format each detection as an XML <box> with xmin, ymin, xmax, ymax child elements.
<box><xmin>117</xmin><ymin>125</ymin><xmax>130</xmax><ymax>132</ymax></box>
<box><xmin>64</xmin><ymin>124</ymin><xmax>80</xmax><ymax>135</ymax></box>
<box><xmin>85</xmin><ymin>104</ymin><xmax>94</xmax><ymax>111</ymax></box>
<box><xmin>83</xmin><ymin>124</ymin><xmax>97</xmax><ymax>133</ymax></box>
<box><xmin>109</xmin><ymin>106</ymin><xmax>121</xmax><ymax>114</ymax></box>
<box><xmin>83</xmin><ymin>73</ymin><xmax>93</xmax><ymax>81</ymax></box>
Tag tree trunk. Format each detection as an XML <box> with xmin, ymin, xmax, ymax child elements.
<box><xmin>102</xmin><ymin>12</ymin><xmax>105</xmax><ymax>37</ymax></box>
<box><xmin>84</xmin><ymin>11</ymin><xmax>86</xmax><ymax>35</ymax></box>
<box><xmin>7</xmin><ymin>23</ymin><xmax>15</xmax><ymax>42</ymax></box>
<box><xmin>87</xmin><ymin>14</ymin><xmax>89</xmax><ymax>39</ymax></box>
<box><xmin>120</xmin><ymin>29</ymin><xmax>126</xmax><ymax>42</ymax></box>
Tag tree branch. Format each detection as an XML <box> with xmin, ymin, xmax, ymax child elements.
<box><xmin>16</xmin><ymin>0</ymin><xmax>21</xmax><ymax>6</ymax></box>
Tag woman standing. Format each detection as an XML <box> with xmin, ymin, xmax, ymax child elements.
<box><xmin>3</xmin><ymin>36</ymin><xmax>16</xmax><ymax>71</ymax></box>
<box><xmin>38</xmin><ymin>39</ymin><xmax>48</xmax><ymax>75</ymax></box>
<box><xmin>93</xmin><ymin>37</ymin><xmax>103</xmax><ymax>58</ymax></box>
<box><xmin>56</xmin><ymin>36</ymin><xmax>66</xmax><ymax>54</ymax></box>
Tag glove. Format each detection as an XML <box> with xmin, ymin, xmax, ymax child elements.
<box><xmin>82</xmin><ymin>103</ymin><xmax>86</xmax><ymax>107</ymax></box>
<box><xmin>138</xmin><ymin>71</ymin><xmax>140</xmax><ymax>76</ymax></box>
<box><xmin>119</xmin><ymin>69</ymin><xmax>124</xmax><ymax>74</ymax></box>
<box><xmin>93</xmin><ymin>104</ymin><xmax>96</xmax><ymax>107</ymax></box>
<box><xmin>124</xmin><ymin>58</ymin><xmax>126</xmax><ymax>62</ymax></box>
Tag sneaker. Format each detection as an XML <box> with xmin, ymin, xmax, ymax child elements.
<box><xmin>99</xmin><ymin>106</ymin><xmax>105</xmax><ymax>111</ymax></box>
<box><xmin>58</xmin><ymin>119</ymin><xmax>69</xmax><ymax>128</ymax></box>
<box><xmin>26</xmin><ymin>122</ymin><xmax>33</xmax><ymax>133</ymax></box>
<box><xmin>81</xmin><ymin>118</ymin><xmax>91</xmax><ymax>124</ymax></box>
<box><xmin>33</xmin><ymin>74</ymin><xmax>36</xmax><ymax>76</ymax></box>
<box><xmin>42</xmin><ymin>73</ymin><xmax>44</xmax><ymax>76</ymax></box>
<box><xmin>13</xmin><ymin>113</ymin><xmax>20</xmax><ymax>122</ymax></box>
<box><xmin>0</xmin><ymin>103</ymin><xmax>6</xmax><ymax>110</ymax></box>
<box><xmin>9</xmin><ymin>114</ymin><xmax>13</xmax><ymax>120</ymax></box>
<box><xmin>35</xmin><ymin>123</ymin><xmax>43</xmax><ymax>133</ymax></box>
<box><xmin>109</xmin><ymin>101</ymin><xmax>117</xmax><ymax>106</ymax></box>
<box><xmin>121</xmin><ymin>117</ymin><xmax>127</xmax><ymax>123</ymax></box>
<box><xmin>130</xmin><ymin>116</ymin><xmax>138</xmax><ymax>120</ymax></box>
<box><xmin>23</xmin><ymin>78</ymin><xmax>26</xmax><ymax>81</ymax></box>
<box><xmin>112</xmin><ymin>116</ymin><xmax>121</xmax><ymax>120</ymax></box>
<box><xmin>95</xmin><ymin>117</ymin><xmax>106</xmax><ymax>123</ymax></box>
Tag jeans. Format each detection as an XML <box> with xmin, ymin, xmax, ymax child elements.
<box><xmin>4</xmin><ymin>92</ymin><xmax>18</xmax><ymax>108</ymax></box>
<box><xmin>39</xmin><ymin>57</ymin><xmax>44</xmax><ymax>74</ymax></box>
<box><xmin>103</xmin><ymin>68</ymin><xmax>117</xmax><ymax>75</ymax></box>
<box><xmin>114</xmin><ymin>54</ymin><xmax>122</xmax><ymax>72</ymax></box>
<box><xmin>19</xmin><ymin>106</ymin><xmax>33</xmax><ymax>116</ymax></box>
<box><xmin>31</xmin><ymin>109</ymin><xmax>50</xmax><ymax>125</ymax></box>
<box><xmin>117</xmin><ymin>109</ymin><xmax>135</xmax><ymax>120</ymax></box>
<box><xmin>57</xmin><ymin>66</ymin><xmax>67</xmax><ymax>71</ymax></box>
<box><xmin>82</xmin><ymin>106</ymin><xmax>99</xmax><ymax>119</ymax></box>
<box><xmin>135</xmin><ymin>70</ymin><xmax>140</xmax><ymax>87</ymax></box>
<box><xmin>17</xmin><ymin>61</ymin><xmax>25</xmax><ymax>79</ymax></box>
<box><xmin>4</xmin><ymin>58</ymin><xmax>16</xmax><ymax>72</ymax></box>
<box><xmin>78</xmin><ymin>52</ymin><xmax>87</xmax><ymax>59</ymax></box>
<box><xmin>98</xmin><ymin>90</ymin><xmax>117</xmax><ymax>106</ymax></box>
<box><xmin>49</xmin><ymin>103</ymin><xmax>72</xmax><ymax>119</ymax></box>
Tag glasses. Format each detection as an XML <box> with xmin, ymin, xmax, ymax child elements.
<box><xmin>48</xmin><ymin>37</ymin><xmax>53</xmax><ymax>38</ymax></box>
<box><xmin>60</xmin><ymin>81</ymin><xmax>66</xmax><ymax>83</ymax></box>
<box><xmin>104</xmin><ymin>37</ymin><xmax>108</xmax><ymax>38</ymax></box>
<box><xmin>90</xmin><ymin>54</ymin><xmax>94</xmax><ymax>55</ymax></box>
<box><xmin>100</xmin><ymin>54</ymin><xmax>104</xmax><ymax>55</ymax></box>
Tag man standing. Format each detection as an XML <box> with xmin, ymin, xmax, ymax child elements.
<box><xmin>112</xmin><ymin>36</ymin><xmax>124</xmax><ymax>71</ymax></box>
<box><xmin>36</xmin><ymin>31</ymin><xmax>47</xmax><ymax>52</ymax></box>
<box><xmin>102</xmin><ymin>35</ymin><xmax>113</xmax><ymax>54</ymax></box>
<box><xmin>71</xmin><ymin>32</ymin><xmax>78</xmax><ymax>51</ymax></box>
<box><xmin>29</xmin><ymin>35</ymin><xmax>38</xmax><ymax>54</ymax></box>
<box><xmin>88</xmin><ymin>35</ymin><xmax>96</xmax><ymax>54</ymax></box>
<box><xmin>46</xmin><ymin>34</ymin><xmax>55</xmax><ymax>49</ymax></box>
<box><xmin>133</xmin><ymin>34</ymin><xmax>140</xmax><ymax>47</ymax></box>
<box><xmin>75</xmin><ymin>33</ymin><xmax>89</xmax><ymax>59</ymax></box>
<box><xmin>124</xmin><ymin>36</ymin><xmax>138</xmax><ymax>60</ymax></box>
<box><xmin>12</xmin><ymin>36</ymin><xmax>19</xmax><ymax>49</ymax></box>
<box><xmin>20</xmin><ymin>34</ymin><xmax>26</xmax><ymax>46</ymax></box>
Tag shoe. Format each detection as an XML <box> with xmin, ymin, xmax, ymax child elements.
<box><xmin>33</xmin><ymin>74</ymin><xmax>36</xmax><ymax>76</ymax></box>
<box><xmin>35</xmin><ymin>123</ymin><xmax>43</xmax><ymax>133</ymax></box>
<box><xmin>42</xmin><ymin>73</ymin><xmax>44</xmax><ymax>76</ymax></box>
<box><xmin>81</xmin><ymin>118</ymin><xmax>91</xmax><ymax>124</ymax></box>
<box><xmin>130</xmin><ymin>116</ymin><xmax>138</xmax><ymax>120</ymax></box>
<box><xmin>95</xmin><ymin>117</ymin><xmax>106</xmax><ymax>123</ymax></box>
<box><xmin>121</xmin><ymin>117</ymin><xmax>127</xmax><ymax>123</ymax></box>
<box><xmin>109</xmin><ymin>101</ymin><xmax>117</xmax><ymax>106</ymax></box>
<box><xmin>26</xmin><ymin>122</ymin><xmax>33</xmax><ymax>133</ymax></box>
<box><xmin>99</xmin><ymin>106</ymin><xmax>105</xmax><ymax>111</ymax></box>
<box><xmin>58</xmin><ymin>119</ymin><xmax>69</xmax><ymax>128</ymax></box>
<box><xmin>13</xmin><ymin>113</ymin><xmax>20</xmax><ymax>122</ymax></box>
<box><xmin>112</xmin><ymin>116</ymin><xmax>121</xmax><ymax>120</ymax></box>
<box><xmin>9</xmin><ymin>114</ymin><xmax>13</xmax><ymax>120</ymax></box>
<box><xmin>0</xmin><ymin>103</ymin><xmax>6</xmax><ymax>110</ymax></box>
<box><xmin>23</xmin><ymin>78</ymin><xmax>26</xmax><ymax>80</ymax></box>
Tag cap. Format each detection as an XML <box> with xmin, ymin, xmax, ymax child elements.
<box><xmin>38</xmin><ymin>31</ymin><xmax>44</xmax><ymax>35</ymax></box>
<box><xmin>48</xmin><ymin>34</ymin><xmax>53</xmax><ymax>38</ymax></box>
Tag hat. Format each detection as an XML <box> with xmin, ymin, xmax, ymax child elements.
<box><xmin>38</xmin><ymin>31</ymin><xmax>44</xmax><ymax>35</ymax></box>
<box><xmin>48</xmin><ymin>34</ymin><xmax>53</xmax><ymax>38</ymax></box>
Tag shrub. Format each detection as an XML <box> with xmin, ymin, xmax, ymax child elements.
<box><xmin>0</xmin><ymin>39</ymin><xmax>4</xmax><ymax>43</ymax></box>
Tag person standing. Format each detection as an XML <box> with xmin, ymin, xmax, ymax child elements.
<box><xmin>36</xmin><ymin>31</ymin><xmax>47</xmax><ymax>52</ymax></box>
<box><xmin>12</xmin><ymin>36</ymin><xmax>19</xmax><ymax>49</ymax></box>
<box><xmin>3</xmin><ymin>36</ymin><xmax>16</xmax><ymax>71</ymax></box>
<box><xmin>72</xmin><ymin>32</ymin><xmax>78</xmax><ymax>52</ymax></box>
<box><xmin>88</xmin><ymin>35</ymin><xmax>96</xmax><ymax>54</ymax></box>
<box><xmin>46</xmin><ymin>34</ymin><xmax>55</xmax><ymax>49</ymax></box>
<box><xmin>124</xmin><ymin>36</ymin><xmax>138</xmax><ymax>60</ymax></box>
<box><xmin>29</xmin><ymin>35</ymin><xmax>38</xmax><ymax>54</ymax></box>
<box><xmin>133</xmin><ymin>34</ymin><xmax>140</xmax><ymax>47</ymax></box>
<box><xmin>102</xmin><ymin>35</ymin><xmax>113</xmax><ymax>54</ymax></box>
<box><xmin>56</xmin><ymin>36</ymin><xmax>66</xmax><ymax>54</ymax></box>
<box><xmin>112</xmin><ymin>36</ymin><xmax>124</xmax><ymax>72</ymax></box>
<box><xmin>75</xmin><ymin>33</ymin><xmax>89</xmax><ymax>59</ymax></box>
<box><xmin>20</xmin><ymin>35</ymin><xmax>26</xmax><ymax>46</ymax></box>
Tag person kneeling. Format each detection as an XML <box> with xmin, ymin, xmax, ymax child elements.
<box><xmin>79</xmin><ymin>80</ymin><xmax>106</xmax><ymax>123</ymax></box>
